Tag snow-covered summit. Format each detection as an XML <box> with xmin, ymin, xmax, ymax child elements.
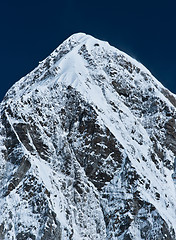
<box><xmin>0</xmin><ymin>34</ymin><xmax>176</xmax><ymax>239</ymax></box>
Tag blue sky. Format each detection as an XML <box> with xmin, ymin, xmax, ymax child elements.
<box><xmin>1</xmin><ymin>0</ymin><xmax>176</xmax><ymax>101</ymax></box>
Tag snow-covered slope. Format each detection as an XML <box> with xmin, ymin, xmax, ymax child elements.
<box><xmin>0</xmin><ymin>33</ymin><xmax>176</xmax><ymax>239</ymax></box>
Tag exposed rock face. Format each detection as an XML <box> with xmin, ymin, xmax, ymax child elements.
<box><xmin>0</xmin><ymin>33</ymin><xmax>176</xmax><ymax>239</ymax></box>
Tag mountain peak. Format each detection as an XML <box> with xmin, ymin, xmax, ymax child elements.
<box><xmin>67</xmin><ymin>32</ymin><xmax>88</xmax><ymax>41</ymax></box>
<box><xmin>56</xmin><ymin>32</ymin><xmax>99</xmax><ymax>52</ymax></box>
<box><xmin>0</xmin><ymin>34</ymin><xmax>176</xmax><ymax>239</ymax></box>
<box><xmin>65</xmin><ymin>32</ymin><xmax>103</xmax><ymax>44</ymax></box>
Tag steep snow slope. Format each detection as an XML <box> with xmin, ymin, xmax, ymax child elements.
<box><xmin>0</xmin><ymin>33</ymin><xmax>176</xmax><ymax>239</ymax></box>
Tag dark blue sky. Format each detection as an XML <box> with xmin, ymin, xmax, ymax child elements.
<box><xmin>1</xmin><ymin>0</ymin><xmax>176</xmax><ymax>101</ymax></box>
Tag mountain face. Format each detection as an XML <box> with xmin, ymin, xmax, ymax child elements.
<box><xmin>0</xmin><ymin>33</ymin><xmax>176</xmax><ymax>240</ymax></box>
